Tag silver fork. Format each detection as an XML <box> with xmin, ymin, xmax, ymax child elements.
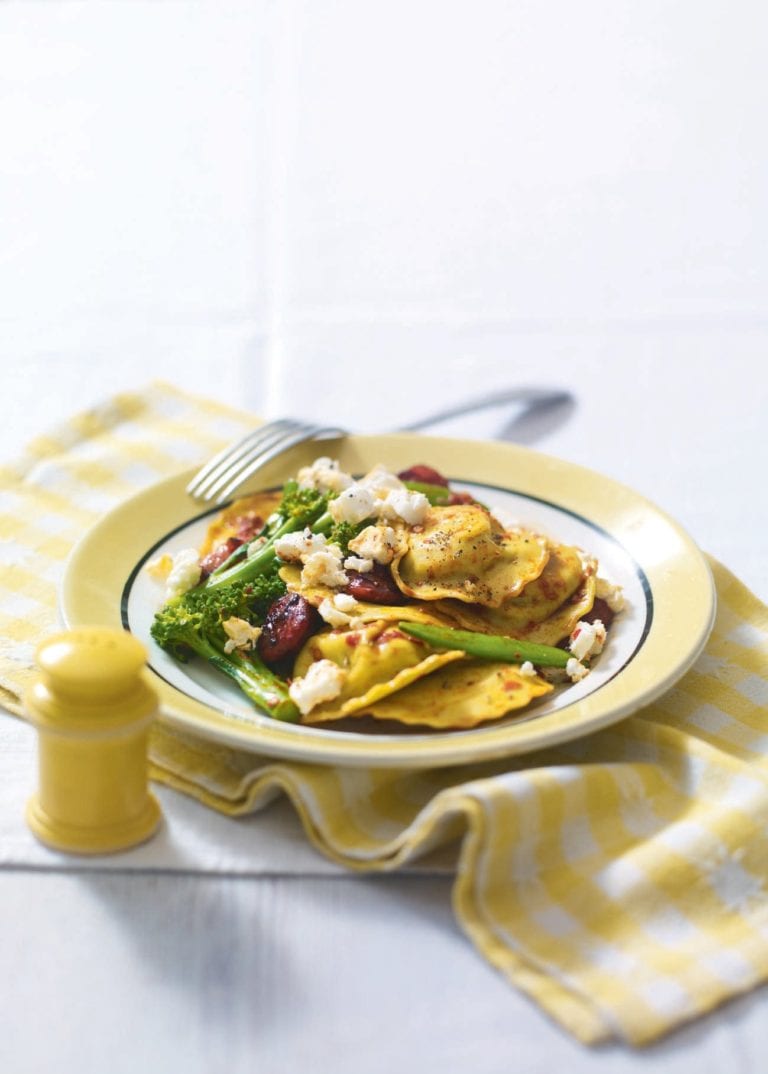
<box><xmin>186</xmin><ymin>419</ymin><xmax>346</xmax><ymax>504</ymax></box>
<box><xmin>186</xmin><ymin>387</ymin><xmax>572</xmax><ymax>504</ymax></box>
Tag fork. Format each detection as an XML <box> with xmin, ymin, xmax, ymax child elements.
<box><xmin>186</xmin><ymin>418</ymin><xmax>346</xmax><ymax>504</ymax></box>
<box><xmin>186</xmin><ymin>387</ymin><xmax>572</xmax><ymax>504</ymax></box>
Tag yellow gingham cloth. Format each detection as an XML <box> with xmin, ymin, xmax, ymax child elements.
<box><xmin>2</xmin><ymin>382</ymin><xmax>768</xmax><ymax>1046</ymax></box>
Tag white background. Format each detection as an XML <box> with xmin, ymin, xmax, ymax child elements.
<box><xmin>2</xmin><ymin>3</ymin><xmax>768</xmax><ymax>1071</ymax></box>
<box><xmin>2</xmin><ymin>2</ymin><xmax>767</xmax><ymax>601</ymax></box>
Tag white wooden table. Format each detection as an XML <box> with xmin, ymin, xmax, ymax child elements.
<box><xmin>1</xmin><ymin>4</ymin><xmax>767</xmax><ymax>1071</ymax></box>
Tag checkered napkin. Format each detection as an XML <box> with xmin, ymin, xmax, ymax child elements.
<box><xmin>2</xmin><ymin>382</ymin><xmax>768</xmax><ymax>1046</ymax></box>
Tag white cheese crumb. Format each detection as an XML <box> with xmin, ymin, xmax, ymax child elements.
<box><xmin>318</xmin><ymin>598</ymin><xmax>355</xmax><ymax>628</ymax></box>
<box><xmin>576</xmin><ymin>550</ymin><xmax>598</xmax><ymax>578</ymax></box>
<box><xmin>318</xmin><ymin>591</ymin><xmax>360</xmax><ymax>628</ymax></box>
<box><xmin>376</xmin><ymin>488</ymin><xmax>430</xmax><ymax>526</ymax></box>
<box><xmin>329</xmin><ymin>484</ymin><xmax>377</xmax><ymax>525</ymax></box>
<box><xmin>289</xmin><ymin>659</ymin><xmax>347</xmax><ymax>715</ymax></box>
<box><xmin>348</xmin><ymin>524</ymin><xmax>401</xmax><ymax>565</ymax></box>
<box><xmin>221</xmin><ymin>617</ymin><xmax>262</xmax><ymax>654</ymax></box>
<box><xmin>344</xmin><ymin>555</ymin><xmax>374</xmax><ymax>573</ymax></box>
<box><xmin>301</xmin><ymin>546</ymin><xmax>348</xmax><ymax>588</ymax></box>
<box><xmin>274</xmin><ymin>528</ymin><xmax>328</xmax><ymax>563</ymax></box>
<box><xmin>596</xmin><ymin>576</ymin><xmax>625</xmax><ymax>613</ymax></box>
<box><xmin>569</xmin><ymin>619</ymin><xmax>607</xmax><ymax>662</ymax></box>
<box><xmin>566</xmin><ymin>657</ymin><xmax>590</xmax><ymax>683</ymax></box>
<box><xmin>359</xmin><ymin>465</ymin><xmax>404</xmax><ymax>496</ymax></box>
<box><xmin>273</xmin><ymin>528</ymin><xmax>352</xmax><ymax>587</ymax></box>
<box><xmin>519</xmin><ymin>660</ymin><xmax>537</xmax><ymax>678</ymax></box>
<box><xmin>296</xmin><ymin>457</ymin><xmax>354</xmax><ymax>493</ymax></box>
<box><xmin>164</xmin><ymin>548</ymin><xmax>202</xmax><ymax>600</ymax></box>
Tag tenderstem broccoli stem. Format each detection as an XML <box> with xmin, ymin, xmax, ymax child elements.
<box><xmin>205</xmin><ymin>509</ymin><xmax>333</xmax><ymax>591</ymax></box>
<box><xmin>398</xmin><ymin>622</ymin><xmax>571</xmax><ymax>668</ymax></box>
<box><xmin>185</xmin><ymin>632</ymin><xmax>299</xmax><ymax>721</ymax></box>
<box><xmin>207</xmin><ymin>511</ymin><xmax>283</xmax><ymax>578</ymax></box>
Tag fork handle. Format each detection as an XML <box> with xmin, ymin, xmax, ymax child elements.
<box><xmin>398</xmin><ymin>387</ymin><xmax>572</xmax><ymax>432</ymax></box>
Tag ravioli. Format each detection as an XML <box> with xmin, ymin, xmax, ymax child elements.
<box><xmin>522</xmin><ymin>571</ymin><xmax>597</xmax><ymax>645</ymax></box>
<box><xmin>434</xmin><ymin>544</ymin><xmax>590</xmax><ymax>639</ymax></box>
<box><xmin>390</xmin><ymin>505</ymin><xmax>549</xmax><ymax>607</ymax></box>
<box><xmin>294</xmin><ymin>622</ymin><xmax>465</xmax><ymax>723</ymax></box>
<box><xmin>198</xmin><ymin>490</ymin><xmax>281</xmax><ymax>558</ymax></box>
<box><xmin>363</xmin><ymin>660</ymin><xmax>553</xmax><ymax>729</ymax></box>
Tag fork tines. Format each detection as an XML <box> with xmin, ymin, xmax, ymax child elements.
<box><xmin>186</xmin><ymin>419</ymin><xmax>347</xmax><ymax>505</ymax></box>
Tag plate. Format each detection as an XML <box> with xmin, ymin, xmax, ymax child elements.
<box><xmin>61</xmin><ymin>433</ymin><xmax>716</xmax><ymax>768</ymax></box>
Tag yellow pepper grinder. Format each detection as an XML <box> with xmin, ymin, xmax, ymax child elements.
<box><xmin>25</xmin><ymin>626</ymin><xmax>162</xmax><ymax>854</ymax></box>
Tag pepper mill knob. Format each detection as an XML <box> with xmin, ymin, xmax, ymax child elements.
<box><xmin>25</xmin><ymin>626</ymin><xmax>162</xmax><ymax>854</ymax></box>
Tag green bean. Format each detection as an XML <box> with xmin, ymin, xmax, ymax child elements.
<box><xmin>402</xmin><ymin>480</ymin><xmax>451</xmax><ymax>504</ymax></box>
<box><xmin>398</xmin><ymin>622</ymin><xmax>571</xmax><ymax>668</ymax></box>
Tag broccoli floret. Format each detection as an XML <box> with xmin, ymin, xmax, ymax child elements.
<box><xmin>241</xmin><ymin>571</ymin><xmax>288</xmax><ymax>616</ymax></box>
<box><xmin>153</xmin><ymin>475</ymin><xmax>339</xmax><ymax>719</ymax></box>
<box><xmin>150</xmin><ymin>584</ymin><xmax>298</xmax><ymax>722</ymax></box>
<box><xmin>278</xmin><ymin>479</ymin><xmax>330</xmax><ymax>524</ymax></box>
<box><xmin>327</xmin><ymin>520</ymin><xmax>365</xmax><ymax>557</ymax></box>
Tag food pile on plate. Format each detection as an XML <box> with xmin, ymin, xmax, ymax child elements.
<box><xmin>148</xmin><ymin>460</ymin><xmax>624</xmax><ymax>730</ymax></box>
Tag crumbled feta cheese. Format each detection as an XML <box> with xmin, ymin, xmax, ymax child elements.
<box><xmin>221</xmin><ymin>617</ymin><xmax>262</xmax><ymax>654</ymax></box>
<box><xmin>566</xmin><ymin>657</ymin><xmax>590</xmax><ymax>683</ymax></box>
<box><xmin>296</xmin><ymin>457</ymin><xmax>354</xmax><ymax>493</ymax></box>
<box><xmin>318</xmin><ymin>597</ymin><xmax>356</xmax><ymax>628</ymax></box>
<box><xmin>344</xmin><ymin>555</ymin><xmax>374</xmax><ymax>573</ymax></box>
<box><xmin>164</xmin><ymin>548</ymin><xmax>202</xmax><ymax>600</ymax></box>
<box><xmin>274</xmin><ymin>528</ymin><xmax>328</xmax><ymax>563</ymax></box>
<box><xmin>146</xmin><ymin>553</ymin><xmax>173</xmax><ymax>581</ymax></box>
<box><xmin>519</xmin><ymin>660</ymin><xmax>537</xmax><ymax>679</ymax></box>
<box><xmin>359</xmin><ymin>465</ymin><xmax>404</xmax><ymax>496</ymax></box>
<box><xmin>289</xmin><ymin>659</ymin><xmax>347</xmax><ymax>715</ymax></box>
<box><xmin>596</xmin><ymin>576</ymin><xmax>625</xmax><ymax>613</ymax></box>
<box><xmin>318</xmin><ymin>598</ymin><xmax>347</xmax><ymax>628</ymax></box>
<box><xmin>301</xmin><ymin>547</ymin><xmax>348</xmax><ymax>588</ymax></box>
<box><xmin>318</xmin><ymin>591</ymin><xmax>360</xmax><ymax>628</ymax></box>
<box><xmin>578</xmin><ymin>551</ymin><xmax>598</xmax><ymax>578</ymax></box>
<box><xmin>376</xmin><ymin>488</ymin><xmax>430</xmax><ymax>526</ymax></box>
<box><xmin>329</xmin><ymin>484</ymin><xmax>377</xmax><ymax>525</ymax></box>
<box><xmin>569</xmin><ymin>619</ymin><xmax>607</xmax><ymax>662</ymax></box>
<box><xmin>348</xmin><ymin>524</ymin><xmax>401</xmax><ymax>565</ymax></box>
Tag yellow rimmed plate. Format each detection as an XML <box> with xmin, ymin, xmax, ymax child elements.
<box><xmin>61</xmin><ymin>434</ymin><xmax>715</xmax><ymax>768</ymax></box>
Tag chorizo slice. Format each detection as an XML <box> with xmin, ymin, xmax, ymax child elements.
<box><xmin>397</xmin><ymin>464</ymin><xmax>450</xmax><ymax>487</ymax></box>
<box><xmin>344</xmin><ymin>564</ymin><xmax>409</xmax><ymax>605</ymax></box>
<box><xmin>581</xmin><ymin>597</ymin><xmax>616</xmax><ymax>629</ymax></box>
<box><xmin>199</xmin><ymin>537</ymin><xmax>243</xmax><ymax>579</ymax></box>
<box><xmin>258</xmin><ymin>593</ymin><xmax>322</xmax><ymax>665</ymax></box>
